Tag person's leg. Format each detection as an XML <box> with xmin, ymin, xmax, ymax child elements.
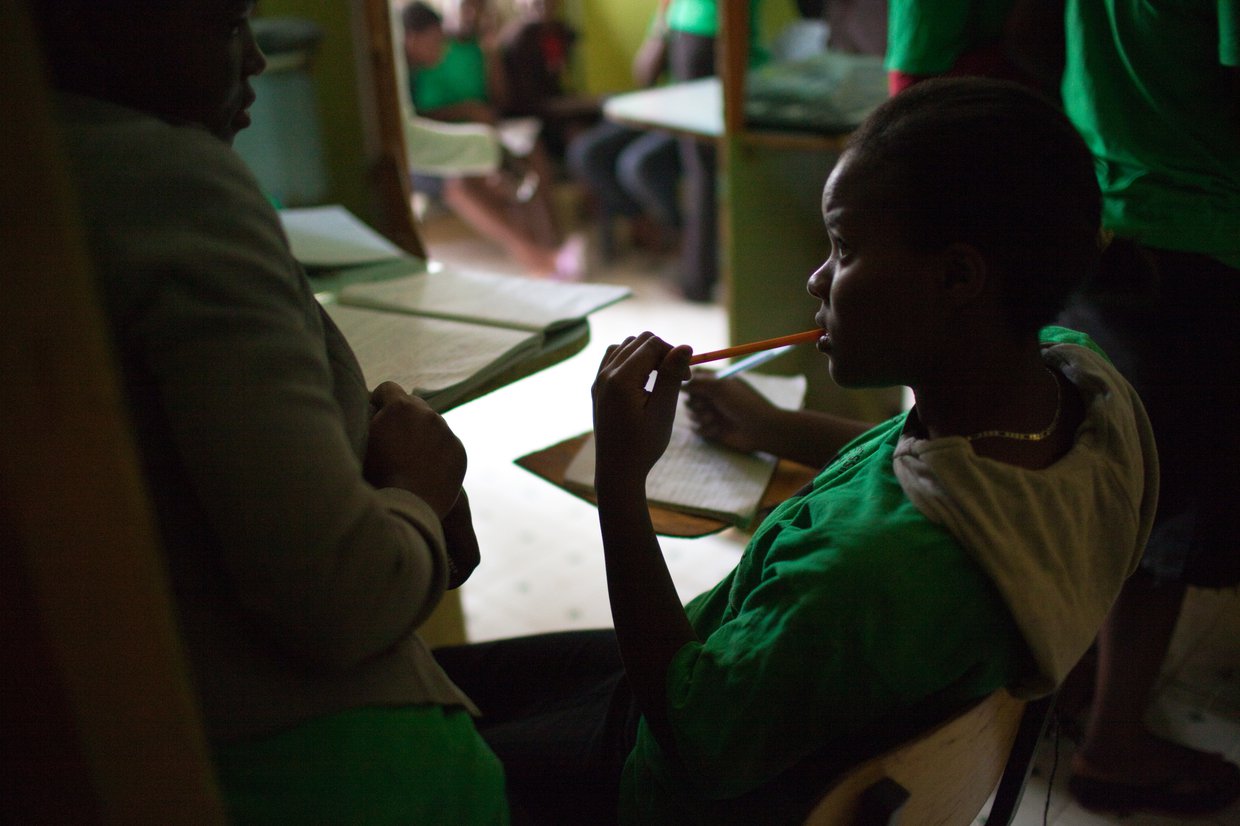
<box><xmin>568</xmin><ymin>121</ymin><xmax>644</xmax><ymax>219</ymax></box>
<box><xmin>673</xmin><ymin>135</ymin><xmax>717</xmax><ymax>300</ymax></box>
<box><xmin>1069</xmin><ymin>571</ymin><xmax>1240</xmax><ymax>813</ymax></box>
<box><xmin>440</xmin><ymin>177</ymin><xmax>560</xmax><ymax>276</ymax></box>
<box><xmin>1071</xmin><ymin>571</ymin><xmax>1188</xmax><ymax>778</ymax></box>
<box><xmin>668</xmin><ymin>30</ymin><xmax>719</xmax><ymax>302</ymax></box>
<box><xmin>617</xmin><ymin>130</ymin><xmax>682</xmax><ymax>231</ymax></box>
<box><xmin>513</xmin><ymin>141</ymin><xmax>566</xmax><ymax>249</ymax></box>
<box><xmin>567</xmin><ymin>121</ymin><xmax>647</xmax><ymax>260</ymax></box>
<box><xmin>435</xmin><ymin>630</ymin><xmax>640</xmax><ymax>826</ymax></box>
<box><xmin>496</xmin><ymin>141</ymin><xmax>586</xmax><ymax>279</ymax></box>
<box><xmin>1059</xmin><ymin>241</ymin><xmax>1240</xmax><ymax>813</ymax></box>
<box><xmin>617</xmin><ymin>130</ymin><xmax>682</xmax><ymax>255</ymax></box>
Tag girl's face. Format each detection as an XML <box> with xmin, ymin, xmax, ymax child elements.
<box><xmin>807</xmin><ymin>150</ymin><xmax>948</xmax><ymax>389</ymax></box>
<box><xmin>405</xmin><ymin>25</ymin><xmax>447</xmax><ymax>68</ymax></box>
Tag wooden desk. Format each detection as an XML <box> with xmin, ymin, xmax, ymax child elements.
<box><xmin>603</xmin><ymin>77</ymin><xmax>723</xmax><ymax>142</ymax></box>
<box><xmin>602</xmin><ymin>76</ymin><xmax>853</xmax><ymax>154</ymax></box>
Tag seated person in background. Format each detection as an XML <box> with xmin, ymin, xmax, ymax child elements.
<box><xmin>403</xmin><ymin>0</ymin><xmax>583</xmax><ymax>280</ymax></box>
<box><xmin>434</xmin><ymin>78</ymin><xmax>1159</xmax><ymax>825</ymax></box>
<box><xmin>32</xmin><ymin>1</ymin><xmax>507</xmax><ymax>822</ymax></box>
<box><xmin>661</xmin><ymin>0</ymin><xmax>766</xmax><ymax>302</ymax></box>
<box><xmin>566</xmin><ymin>0</ymin><xmax>681</xmax><ymax>261</ymax></box>
<box><xmin>412</xmin><ymin>0</ymin><xmax>508</xmax><ymax>123</ymax></box>
<box><xmin>500</xmin><ymin>0</ymin><xmax>602</xmax><ymax>162</ymax></box>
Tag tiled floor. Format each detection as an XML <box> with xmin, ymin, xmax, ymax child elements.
<box><xmin>421</xmin><ymin>206</ymin><xmax>1240</xmax><ymax>826</ymax></box>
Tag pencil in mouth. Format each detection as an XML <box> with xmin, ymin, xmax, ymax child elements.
<box><xmin>689</xmin><ymin>329</ymin><xmax>821</xmax><ymax>366</ymax></box>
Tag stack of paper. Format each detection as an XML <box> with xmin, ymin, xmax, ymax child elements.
<box><xmin>280</xmin><ymin>205</ymin><xmax>406</xmax><ymax>269</ymax></box>
<box><xmin>563</xmin><ymin>372</ymin><xmax>808</xmax><ymax>528</ymax></box>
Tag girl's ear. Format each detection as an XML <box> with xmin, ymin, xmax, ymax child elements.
<box><xmin>938</xmin><ymin>241</ymin><xmax>989</xmax><ymax>306</ymax></box>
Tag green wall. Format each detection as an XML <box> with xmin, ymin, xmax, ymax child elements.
<box><xmin>254</xmin><ymin>1</ymin><xmax>372</xmax><ymax>223</ymax></box>
<box><xmin>574</xmin><ymin>0</ymin><xmax>800</xmax><ymax>94</ymax></box>
<box><xmin>575</xmin><ymin>0</ymin><xmax>660</xmax><ymax>94</ymax></box>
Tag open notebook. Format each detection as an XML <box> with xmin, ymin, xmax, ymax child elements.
<box><xmin>563</xmin><ymin>372</ymin><xmax>808</xmax><ymax>529</ymax></box>
<box><xmin>320</xmin><ymin>299</ymin><xmax>544</xmax><ymax>411</ymax></box>
<box><xmin>279</xmin><ymin>205</ymin><xmax>630</xmax><ymax>411</ymax></box>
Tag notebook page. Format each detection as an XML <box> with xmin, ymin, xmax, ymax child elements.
<box><xmin>324</xmin><ymin>303</ymin><xmax>540</xmax><ymax>411</ymax></box>
<box><xmin>563</xmin><ymin>373</ymin><xmax>807</xmax><ymax>526</ymax></box>
<box><xmin>338</xmin><ymin>269</ymin><xmax>630</xmax><ymax>333</ymax></box>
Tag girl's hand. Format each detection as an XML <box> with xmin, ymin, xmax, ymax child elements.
<box><xmin>683</xmin><ymin>372</ymin><xmax>778</xmax><ymax>454</ymax></box>
<box><xmin>591</xmin><ymin>332</ymin><xmax>691</xmax><ymax>491</ymax></box>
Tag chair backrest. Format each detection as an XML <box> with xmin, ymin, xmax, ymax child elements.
<box><xmin>1</xmin><ymin>2</ymin><xmax>226</xmax><ymax>821</ymax></box>
<box><xmin>803</xmin><ymin>690</ymin><xmax>1055</xmax><ymax>826</ymax></box>
<box><xmin>356</xmin><ymin>0</ymin><xmax>428</xmax><ymax>259</ymax></box>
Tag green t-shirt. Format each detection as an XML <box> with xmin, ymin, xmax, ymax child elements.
<box><xmin>884</xmin><ymin>0</ymin><xmax>1014</xmax><ymax>74</ymax></box>
<box><xmin>666</xmin><ymin>0</ymin><xmax>720</xmax><ymax>37</ymax></box>
<box><xmin>1062</xmin><ymin>0</ymin><xmax>1240</xmax><ymax>268</ymax></box>
<box><xmin>214</xmin><ymin>706</ymin><xmax>507</xmax><ymax>825</ymax></box>
<box><xmin>620</xmin><ymin>413</ymin><xmax>1024</xmax><ymax>825</ymax></box>
<box><xmin>665</xmin><ymin>0</ymin><xmax>767</xmax><ymax>63</ymax></box>
<box><xmin>410</xmin><ymin>38</ymin><xmax>489</xmax><ymax>113</ymax></box>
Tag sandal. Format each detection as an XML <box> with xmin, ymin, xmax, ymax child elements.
<box><xmin>1069</xmin><ymin>758</ymin><xmax>1240</xmax><ymax>817</ymax></box>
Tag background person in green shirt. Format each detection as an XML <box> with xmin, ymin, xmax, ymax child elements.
<box><xmin>402</xmin><ymin>0</ymin><xmax>585</xmax><ymax>280</ymax></box>
<box><xmin>409</xmin><ymin>0</ymin><xmax>508</xmax><ymax>121</ymax></box>
<box><xmin>436</xmin><ymin>78</ymin><xmax>1158</xmax><ymax>825</ymax></box>
<box><xmin>662</xmin><ymin>0</ymin><xmax>764</xmax><ymax>302</ymax></box>
<box><xmin>883</xmin><ymin>0</ymin><xmax>1058</xmax><ymax>96</ymax></box>
<box><xmin>1054</xmin><ymin>0</ymin><xmax>1240</xmax><ymax>816</ymax></box>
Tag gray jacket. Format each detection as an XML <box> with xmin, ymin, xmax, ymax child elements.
<box><xmin>57</xmin><ymin>93</ymin><xmax>476</xmax><ymax>741</ymax></box>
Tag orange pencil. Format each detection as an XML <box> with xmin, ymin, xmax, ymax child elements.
<box><xmin>689</xmin><ymin>329</ymin><xmax>822</xmax><ymax>365</ymax></box>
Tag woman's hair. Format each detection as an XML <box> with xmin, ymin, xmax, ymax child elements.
<box><xmin>845</xmin><ymin>77</ymin><xmax>1101</xmax><ymax>335</ymax></box>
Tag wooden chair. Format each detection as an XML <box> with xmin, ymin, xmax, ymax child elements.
<box><xmin>803</xmin><ymin>690</ymin><xmax>1056</xmax><ymax>826</ymax></box>
<box><xmin>357</xmin><ymin>0</ymin><xmax>428</xmax><ymax>259</ymax></box>
<box><xmin>1</xmin><ymin>2</ymin><xmax>226</xmax><ymax>821</ymax></box>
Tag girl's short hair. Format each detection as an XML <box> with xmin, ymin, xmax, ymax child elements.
<box><xmin>402</xmin><ymin>1</ymin><xmax>443</xmax><ymax>33</ymax></box>
<box><xmin>845</xmin><ymin>77</ymin><xmax>1101</xmax><ymax>335</ymax></box>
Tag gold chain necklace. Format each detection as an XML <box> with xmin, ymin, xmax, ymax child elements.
<box><xmin>964</xmin><ymin>369</ymin><xmax>1062</xmax><ymax>443</ymax></box>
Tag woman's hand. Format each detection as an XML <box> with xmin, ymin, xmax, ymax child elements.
<box><xmin>440</xmin><ymin>490</ymin><xmax>480</xmax><ymax>589</ymax></box>
<box><xmin>591</xmin><ymin>332</ymin><xmax>691</xmax><ymax>492</ymax></box>
<box><xmin>683</xmin><ymin>372</ymin><xmax>779</xmax><ymax>454</ymax></box>
<box><xmin>364</xmin><ymin>382</ymin><xmax>466</xmax><ymax>518</ymax></box>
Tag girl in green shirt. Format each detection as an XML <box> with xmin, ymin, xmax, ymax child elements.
<box><xmin>437</xmin><ymin>78</ymin><xmax>1157</xmax><ymax>825</ymax></box>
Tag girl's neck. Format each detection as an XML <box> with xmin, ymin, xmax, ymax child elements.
<box><xmin>909</xmin><ymin>345</ymin><xmax>1082</xmax><ymax>469</ymax></box>
<box><xmin>913</xmin><ymin>356</ymin><xmax>1049</xmax><ymax>436</ymax></box>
